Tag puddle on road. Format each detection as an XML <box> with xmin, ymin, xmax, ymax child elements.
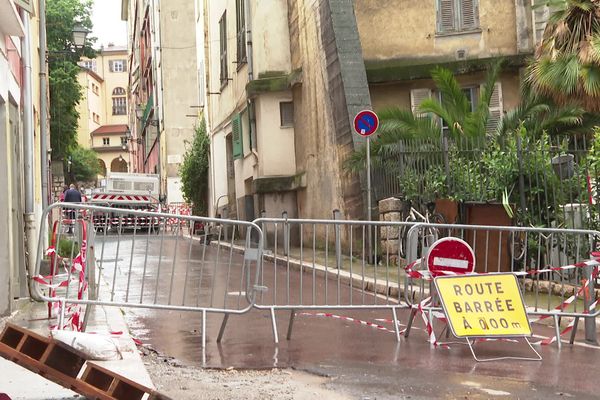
<box><xmin>462</xmin><ymin>381</ymin><xmax>511</xmax><ymax>396</ymax></box>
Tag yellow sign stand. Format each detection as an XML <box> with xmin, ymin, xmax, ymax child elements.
<box><xmin>435</xmin><ymin>273</ymin><xmax>541</xmax><ymax>361</ymax></box>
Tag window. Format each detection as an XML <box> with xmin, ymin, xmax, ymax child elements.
<box><xmin>80</xmin><ymin>59</ymin><xmax>96</xmax><ymax>71</ymax></box>
<box><xmin>219</xmin><ymin>12</ymin><xmax>228</xmax><ymax>85</ymax></box>
<box><xmin>121</xmin><ymin>136</ymin><xmax>128</xmax><ymax>145</ymax></box>
<box><xmin>110</xmin><ymin>60</ymin><xmax>126</xmax><ymax>73</ymax></box>
<box><xmin>410</xmin><ymin>89</ymin><xmax>432</xmax><ymax>117</ymax></box>
<box><xmin>112</xmin><ymin>87</ymin><xmax>127</xmax><ymax>115</ymax></box>
<box><xmin>436</xmin><ymin>0</ymin><xmax>479</xmax><ymax>34</ymax></box>
<box><xmin>103</xmin><ymin>137</ymin><xmax>110</xmax><ymax>146</ymax></box>
<box><xmin>92</xmin><ymin>83</ymin><xmax>99</xmax><ymax>95</ymax></box>
<box><xmin>439</xmin><ymin>87</ymin><xmax>477</xmax><ymax>135</ymax></box>
<box><xmin>93</xmin><ymin>113</ymin><xmax>100</xmax><ymax>124</ymax></box>
<box><xmin>112</xmin><ymin>97</ymin><xmax>127</xmax><ymax>115</ymax></box>
<box><xmin>236</xmin><ymin>0</ymin><xmax>246</xmax><ymax>64</ymax></box>
<box><xmin>280</xmin><ymin>102</ymin><xmax>294</xmax><ymax>127</ymax></box>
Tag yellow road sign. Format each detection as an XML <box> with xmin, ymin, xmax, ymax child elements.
<box><xmin>434</xmin><ymin>273</ymin><xmax>531</xmax><ymax>338</ymax></box>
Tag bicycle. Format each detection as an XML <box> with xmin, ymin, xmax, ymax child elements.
<box><xmin>398</xmin><ymin>200</ymin><xmax>447</xmax><ymax>260</ymax></box>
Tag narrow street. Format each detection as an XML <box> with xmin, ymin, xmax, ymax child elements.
<box><xmin>2</xmin><ymin>1</ymin><xmax>600</xmax><ymax>399</ymax></box>
<box><xmin>94</xmin><ymin>233</ymin><xmax>600</xmax><ymax>399</ymax></box>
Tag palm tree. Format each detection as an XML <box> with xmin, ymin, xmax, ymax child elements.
<box><xmin>345</xmin><ymin>61</ymin><xmax>598</xmax><ymax>173</ymax></box>
<box><xmin>497</xmin><ymin>84</ymin><xmax>600</xmax><ymax>138</ymax></box>
<box><xmin>527</xmin><ymin>0</ymin><xmax>600</xmax><ymax>111</ymax></box>
<box><xmin>344</xmin><ymin>61</ymin><xmax>501</xmax><ymax>173</ymax></box>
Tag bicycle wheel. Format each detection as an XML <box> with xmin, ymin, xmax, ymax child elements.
<box><xmin>429</xmin><ymin>212</ymin><xmax>448</xmax><ymax>238</ymax></box>
<box><xmin>399</xmin><ymin>216</ymin><xmax>414</xmax><ymax>259</ymax></box>
<box><xmin>509</xmin><ymin>230</ymin><xmax>526</xmax><ymax>264</ymax></box>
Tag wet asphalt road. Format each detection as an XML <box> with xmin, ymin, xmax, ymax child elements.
<box><xmin>94</xmin><ymin>233</ymin><xmax>600</xmax><ymax>399</ymax></box>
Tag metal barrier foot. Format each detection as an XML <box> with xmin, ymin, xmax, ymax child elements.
<box><xmin>286</xmin><ymin>310</ymin><xmax>295</xmax><ymax>341</ymax></box>
<box><xmin>570</xmin><ymin>317</ymin><xmax>580</xmax><ymax>345</ymax></box>
<box><xmin>201</xmin><ymin>310</ymin><xmax>207</xmax><ymax>349</ymax></box>
<box><xmin>405</xmin><ymin>308</ymin><xmax>417</xmax><ymax>338</ymax></box>
<box><xmin>217</xmin><ymin>314</ymin><xmax>229</xmax><ymax>343</ymax></box>
<box><xmin>270</xmin><ymin>308</ymin><xmax>279</xmax><ymax>344</ymax></box>
<box><xmin>553</xmin><ymin>314</ymin><xmax>562</xmax><ymax>349</ymax></box>
<box><xmin>391</xmin><ymin>308</ymin><xmax>401</xmax><ymax>342</ymax></box>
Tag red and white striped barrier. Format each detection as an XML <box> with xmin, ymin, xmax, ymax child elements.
<box><xmin>34</xmin><ymin>219</ymin><xmax>88</xmax><ymax>331</ymax></box>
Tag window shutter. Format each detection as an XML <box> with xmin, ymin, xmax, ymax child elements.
<box><xmin>14</xmin><ymin>0</ymin><xmax>34</xmax><ymax>14</ymax></box>
<box><xmin>460</xmin><ymin>0</ymin><xmax>479</xmax><ymax>30</ymax></box>
<box><xmin>485</xmin><ymin>82</ymin><xmax>503</xmax><ymax>133</ymax></box>
<box><xmin>109</xmin><ymin>61</ymin><xmax>114</xmax><ymax>72</ymax></box>
<box><xmin>232</xmin><ymin>114</ymin><xmax>243</xmax><ymax>159</ymax></box>
<box><xmin>410</xmin><ymin>89</ymin><xmax>432</xmax><ymax>116</ymax></box>
<box><xmin>438</xmin><ymin>0</ymin><xmax>456</xmax><ymax>32</ymax></box>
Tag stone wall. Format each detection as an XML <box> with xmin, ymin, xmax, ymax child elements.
<box><xmin>287</xmin><ymin>0</ymin><xmax>371</xmax><ymax>220</ymax></box>
<box><xmin>379</xmin><ymin>197</ymin><xmax>403</xmax><ymax>265</ymax></box>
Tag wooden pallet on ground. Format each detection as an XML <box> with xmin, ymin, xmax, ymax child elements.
<box><xmin>0</xmin><ymin>323</ymin><xmax>172</xmax><ymax>400</ymax></box>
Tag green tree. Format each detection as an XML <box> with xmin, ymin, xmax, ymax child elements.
<box><xmin>180</xmin><ymin>120</ymin><xmax>210</xmax><ymax>215</ymax></box>
<box><xmin>527</xmin><ymin>0</ymin><xmax>600</xmax><ymax>111</ymax></box>
<box><xmin>46</xmin><ymin>0</ymin><xmax>95</xmax><ymax>161</ymax></box>
<box><xmin>67</xmin><ymin>146</ymin><xmax>101</xmax><ymax>183</ymax></box>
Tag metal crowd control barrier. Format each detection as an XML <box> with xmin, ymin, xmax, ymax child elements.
<box><xmin>253</xmin><ymin>217</ymin><xmax>420</xmax><ymax>343</ymax></box>
<box><xmin>405</xmin><ymin>222</ymin><xmax>600</xmax><ymax>347</ymax></box>
<box><xmin>32</xmin><ymin>203</ymin><xmax>263</xmax><ymax>350</ymax></box>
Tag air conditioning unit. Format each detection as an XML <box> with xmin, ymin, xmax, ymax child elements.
<box><xmin>456</xmin><ymin>49</ymin><xmax>467</xmax><ymax>60</ymax></box>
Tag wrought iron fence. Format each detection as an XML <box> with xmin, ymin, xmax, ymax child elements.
<box><xmin>372</xmin><ymin>133</ymin><xmax>600</xmax><ymax>231</ymax></box>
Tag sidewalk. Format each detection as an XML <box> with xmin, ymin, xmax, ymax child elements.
<box><xmin>0</xmin><ymin>298</ymin><xmax>153</xmax><ymax>400</ymax></box>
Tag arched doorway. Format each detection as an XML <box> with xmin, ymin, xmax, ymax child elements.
<box><xmin>110</xmin><ymin>157</ymin><xmax>128</xmax><ymax>173</ymax></box>
<box><xmin>97</xmin><ymin>159</ymin><xmax>107</xmax><ymax>177</ymax></box>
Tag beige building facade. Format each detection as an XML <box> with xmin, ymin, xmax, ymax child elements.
<box><xmin>0</xmin><ymin>0</ymin><xmax>47</xmax><ymax>315</ymax></box>
<box><xmin>201</xmin><ymin>0</ymin><xmax>548</xmax><ymax>222</ymax></box>
<box><xmin>121</xmin><ymin>0</ymin><xmax>198</xmax><ymax>203</ymax></box>
<box><xmin>77</xmin><ymin>45</ymin><xmax>130</xmax><ymax>179</ymax></box>
<box><xmin>202</xmin><ymin>0</ymin><xmax>299</xmax><ymax>221</ymax></box>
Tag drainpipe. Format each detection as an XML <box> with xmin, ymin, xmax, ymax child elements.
<box><xmin>245</xmin><ymin>0</ymin><xmax>253</xmax><ymax>82</ymax></box>
<box><xmin>22</xmin><ymin>9</ymin><xmax>36</xmax><ymax>286</ymax></box>
<box><xmin>39</xmin><ymin>0</ymin><xmax>49</xmax><ymax>211</ymax></box>
<box><xmin>245</xmin><ymin>0</ymin><xmax>259</xmax><ymax>173</ymax></box>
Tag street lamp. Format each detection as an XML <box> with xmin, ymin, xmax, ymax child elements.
<box><xmin>72</xmin><ymin>26</ymin><xmax>89</xmax><ymax>51</ymax></box>
<box><xmin>135</xmin><ymin>106</ymin><xmax>144</xmax><ymax>120</ymax></box>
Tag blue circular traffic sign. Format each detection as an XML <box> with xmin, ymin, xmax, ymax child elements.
<box><xmin>353</xmin><ymin>110</ymin><xmax>379</xmax><ymax>136</ymax></box>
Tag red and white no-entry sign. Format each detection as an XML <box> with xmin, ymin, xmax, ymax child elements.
<box><xmin>426</xmin><ymin>237</ymin><xmax>475</xmax><ymax>276</ymax></box>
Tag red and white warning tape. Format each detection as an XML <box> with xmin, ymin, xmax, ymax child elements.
<box><xmin>298</xmin><ymin>312</ymin><xmax>397</xmax><ymax>334</ymax></box>
<box><xmin>405</xmin><ymin>257</ymin><xmax>600</xmax><ymax>281</ymax></box>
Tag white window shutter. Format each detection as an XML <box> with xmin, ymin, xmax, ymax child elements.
<box><xmin>438</xmin><ymin>0</ymin><xmax>456</xmax><ymax>32</ymax></box>
<box><xmin>460</xmin><ymin>0</ymin><xmax>479</xmax><ymax>30</ymax></box>
<box><xmin>484</xmin><ymin>82</ymin><xmax>503</xmax><ymax>133</ymax></box>
<box><xmin>410</xmin><ymin>89</ymin><xmax>432</xmax><ymax>116</ymax></box>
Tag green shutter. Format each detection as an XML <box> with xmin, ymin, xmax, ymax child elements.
<box><xmin>232</xmin><ymin>113</ymin><xmax>243</xmax><ymax>159</ymax></box>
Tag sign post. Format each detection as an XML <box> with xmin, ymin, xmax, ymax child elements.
<box><xmin>353</xmin><ymin>110</ymin><xmax>379</xmax><ymax>263</ymax></box>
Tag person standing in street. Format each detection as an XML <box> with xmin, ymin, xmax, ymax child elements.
<box><xmin>64</xmin><ymin>184</ymin><xmax>82</xmax><ymax>232</ymax></box>
<box><xmin>64</xmin><ymin>184</ymin><xmax>82</xmax><ymax>203</ymax></box>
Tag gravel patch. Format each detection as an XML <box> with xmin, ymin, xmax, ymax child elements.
<box><xmin>139</xmin><ymin>346</ymin><xmax>351</xmax><ymax>400</ymax></box>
